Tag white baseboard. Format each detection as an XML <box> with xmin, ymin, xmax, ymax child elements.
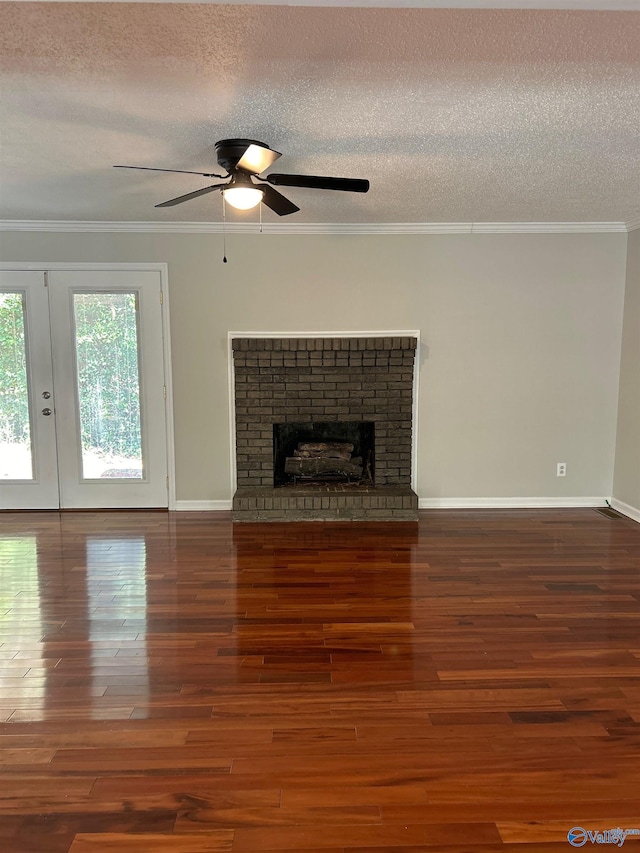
<box><xmin>418</xmin><ymin>497</ymin><xmax>607</xmax><ymax>509</ymax></box>
<box><xmin>177</xmin><ymin>497</ymin><xmax>611</xmax><ymax>512</ymax></box>
<box><xmin>609</xmin><ymin>498</ymin><xmax>640</xmax><ymax>524</ymax></box>
<box><xmin>176</xmin><ymin>497</ymin><xmax>633</xmax><ymax>517</ymax></box>
<box><xmin>175</xmin><ymin>500</ymin><xmax>232</xmax><ymax>512</ymax></box>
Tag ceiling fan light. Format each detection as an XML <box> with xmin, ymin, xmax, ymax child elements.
<box><xmin>223</xmin><ymin>186</ymin><xmax>264</xmax><ymax>210</ymax></box>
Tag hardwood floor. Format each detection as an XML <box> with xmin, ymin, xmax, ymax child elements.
<box><xmin>1</xmin><ymin>509</ymin><xmax>639</xmax><ymax>852</ymax></box>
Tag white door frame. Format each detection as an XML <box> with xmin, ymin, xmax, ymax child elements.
<box><xmin>0</xmin><ymin>262</ymin><xmax>176</xmax><ymax>510</ymax></box>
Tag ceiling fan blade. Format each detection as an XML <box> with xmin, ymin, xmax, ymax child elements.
<box><xmin>236</xmin><ymin>143</ymin><xmax>281</xmax><ymax>175</ymax></box>
<box><xmin>155</xmin><ymin>184</ymin><xmax>225</xmax><ymax>208</ymax></box>
<box><xmin>114</xmin><ymin>165</ymin><xmax>225</xmax><ymax>178</ymax></box>
<box><xmin>260</xmin><ymin>185</ymin><xmax>300</xmax><ymax>216</ymax></box>
<box><xmin>266</xmin><ymin>174</ymin><xmax>370</xmax><ymax>193</ymax></box>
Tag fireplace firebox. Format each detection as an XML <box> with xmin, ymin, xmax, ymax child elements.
<box><xmin>274</xmin><ymin>422</ymin><xmax>374</xmax><ymax>485</ymax></box>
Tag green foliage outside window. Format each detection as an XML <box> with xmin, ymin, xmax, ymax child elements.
<box><xmin>74</xmin><ymin>292</ymin><xmax>142</xmax><ymax>460</ymax></box>
<box><xmin>0</xmin><ymin>291</ymin><xmax>142</xmax><ymax>461</ymax></box>
<box><xmin>0</xmin><ymin>293</ymin><xmax>30</xmax><ymax>445</ymax></box>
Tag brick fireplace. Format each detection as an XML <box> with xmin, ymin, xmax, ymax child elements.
<box><xmin>231</xmin><ymin>335</ymin><xmax>419</xmax><ymax>521</ymax></box>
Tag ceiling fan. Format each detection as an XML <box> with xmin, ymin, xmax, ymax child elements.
<box><xmin>114</xmin><ymin>138</ymin><xmax>370</xmax><ymax>216</ymax></box>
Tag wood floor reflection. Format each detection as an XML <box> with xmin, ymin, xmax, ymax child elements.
<box><xmin>1</xmin><ymin>509</ymin><xmax>639</xmax><ymax>852</ymax></box>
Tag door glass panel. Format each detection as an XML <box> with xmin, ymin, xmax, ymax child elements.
<box><xmin>73</xmin><ymin>292</ymin><xmax>143</xmax><ymax>480</ymax></box>
<box><xmin>0</xmin><ymin>292</ymin><xmax>33</xmax><ymax>480</ymax></box>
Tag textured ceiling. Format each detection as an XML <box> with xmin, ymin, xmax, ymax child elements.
<box><xmin>0</xmin><ymin>2</ymin><xmax>638</xmax><ymax>225</ymax></box>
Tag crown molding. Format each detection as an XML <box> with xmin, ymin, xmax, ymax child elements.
<box><xmin>0</xmin><ymin>220</ymin><xmax>631</xmax><ymax>235</ymax></box>
<box><xmin>625</xmin><ymin>216</ymin><xmax>640</xmax><ymax>232</ymax></box>
<box><xmin>2</xmin><ymin>1</ymin><xmax>636</xmax><ymax>9</ymax></box>
<box><xmin>469</xmin><ymin>222</ymin><xmax>628</xmax><ymax>233</ymax></box>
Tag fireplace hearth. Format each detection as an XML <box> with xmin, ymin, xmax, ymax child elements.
<box><xmin>231</xmin><ymin>335</ymin><xmax>418</xmax><ymax>521</ymax></box>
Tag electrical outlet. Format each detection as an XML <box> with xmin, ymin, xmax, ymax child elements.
<box><xmin>557</xmin><ymin>462</ymin><xmax>567</xmax><ymax>477</ymax></box>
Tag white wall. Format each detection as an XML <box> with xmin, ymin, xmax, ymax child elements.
<box><xmin>613</xmin><ymin>228</ymin><xmax>640</xmax><ymax>518</ymax></box>
<box><xmin>0</xmin><ymin>229</ymin><xmax>627</xmax><ymax>504</ymax></box>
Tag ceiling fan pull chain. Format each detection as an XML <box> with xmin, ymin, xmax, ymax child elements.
<box><xmin>222</xmin><ymin>194</ymin><xmax>228</xmax><ymax>264</ymax></box>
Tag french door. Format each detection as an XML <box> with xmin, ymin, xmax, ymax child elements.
<box><xmin>1</xmin><ymin>269</ymin><xmax>170</xmax><ymax>509</ymax></box>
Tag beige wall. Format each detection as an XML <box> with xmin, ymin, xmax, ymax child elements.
<box><xmin>0</xmin><ymin>229</ymin><xmax>627</xmax><ymax>503</ymax></box>
<box><xmin>613</xmin><ymin>228</ymin><xmax>640</xmax><ymax>514</ymax></box>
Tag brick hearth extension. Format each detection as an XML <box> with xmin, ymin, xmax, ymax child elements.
<box><xmin>231</xmin><ymin>335</ymin><xmax>419</xmax><ymax>521</ymax></box>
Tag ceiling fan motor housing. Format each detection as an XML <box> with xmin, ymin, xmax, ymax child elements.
<box><xmin>215</xmin><ymin>138</ymin><xmax>270</xmax><ymax>172</ymax></box>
